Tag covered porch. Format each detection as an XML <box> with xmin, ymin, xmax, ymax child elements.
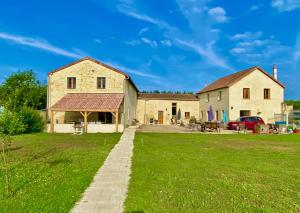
<box><xmin>49</xmin><ymin>93</ymin><xmax>124</xmax><ymax>133</ymax></box>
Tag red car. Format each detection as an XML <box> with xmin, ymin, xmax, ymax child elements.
<box><xmin>227</xmin><ymin>116</ymin><xmax>265</xmax><ymax>130</ymax></box>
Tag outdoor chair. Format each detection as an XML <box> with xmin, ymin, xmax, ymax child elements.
<box><xmin>237</xmin><ymin>123</ymin><xmax>246</xmax><ymax>134</ymax></box>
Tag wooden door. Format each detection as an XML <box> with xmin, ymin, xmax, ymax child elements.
<box><xmin>158</xmin><ymin>111</ymin><xmax>164</xmax><ymax>124</ymax></box>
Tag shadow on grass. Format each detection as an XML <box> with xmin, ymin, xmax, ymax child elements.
<box><xmin>46</xmin><ymin>158</ymin><xmax>72</xmax><ymax>166</ymax></box>
<box><xmin>0</xmin><ymin>146</ymin><xmax>23</xmax><ymax>153</ymax></box>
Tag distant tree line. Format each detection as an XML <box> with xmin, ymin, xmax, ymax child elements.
<box><xmin>285</xmin><ymin>100</ymin><xmax>300</xmax><ymax>110</ymax></box>
<box><xmin>140</xmin><ymin>90</ymin><xmax>194</xmax><ymax>94</ymax></box>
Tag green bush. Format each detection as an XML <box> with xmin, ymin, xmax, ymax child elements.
<box><xmin>18</xmin><ymin>107</ymin><xmax>45</xmax><ymax>133</ymax></box>
<box><xmin>0</xmin><ymin>110</ymin><xmax>26</xmax><ymax>135</ymax></box>
<box><xmin>0</xmin><ymin>108</ymin><xmax>44</xmax><ymax>135</ymax></box>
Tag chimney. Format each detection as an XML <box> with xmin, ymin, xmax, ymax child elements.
<box><xmin>273</xmin><ymin>64</ymin><xmax>278</xmax><ymax>80</ymax></box>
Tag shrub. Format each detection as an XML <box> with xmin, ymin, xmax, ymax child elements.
<box><xmin>18</xmin><ymin>107</ymin><xmax>45</xmax><ymax>133</ymax></box>
<box><xmin>0</xmin><ymin>110</ymin><xmax>26</xmax><ymax>135</ymax></box>
<box><xmin>0</xmin><ymin>107</ymin><xmax>44</xmax><ymax>135</ymax></box>
<box><xmin>189</xmin><ymin>116</ymin><xmax>196</xmax><ymax>124</ymax></box>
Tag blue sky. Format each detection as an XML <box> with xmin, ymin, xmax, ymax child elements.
<box><xmin>0</xmin><ymin>0</ymin><xmax>299</xmax><ymax>99</ymax></box>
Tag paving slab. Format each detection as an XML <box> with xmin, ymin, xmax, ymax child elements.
<box><xmin>71</xmin><ymin>128</ymin><xmax>135</xmax><ymax>213</ymax></box>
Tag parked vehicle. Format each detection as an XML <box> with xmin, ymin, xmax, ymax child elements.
<box><xmin>227</xmin><ymin>116</ymin><xmax>265</xmax><ymax>130</ymax></box>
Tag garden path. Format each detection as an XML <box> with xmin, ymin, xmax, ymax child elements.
<box><xmin>71</xmin><ymin>128</ymin><xmax>136</xmax><ymax>213</ymax></box>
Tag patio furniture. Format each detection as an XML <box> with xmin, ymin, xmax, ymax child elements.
<box><xmin>237</xmin><ymin>122</ymin><xmax>246</xmax><ymax>134</ymax></box>
<box><xmin>204</xmin><ymin>122</ymin><xmax>220</xmax><ymax>132</ymax></box>
<box><xmin>73</xmin><ymin>121</ymin><xmax>83</xmax><ymax>135</ymax></box>
<box><xmin>254</xmin><ymin>124</ymin><xmax>269</xmax><ymax>134</ymax></box>
<box><xmin>268</xmin><ymin>124</ymin><xmax>279</xmax><ymax>134</ymax></box>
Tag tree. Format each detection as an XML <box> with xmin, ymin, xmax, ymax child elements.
<box><xmin>0</xmin><ymin>71</ymin><xmax>47</xmax><ymax>111</ymax></box>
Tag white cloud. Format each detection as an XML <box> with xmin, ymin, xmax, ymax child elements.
<box><xmin>208</xmin><ymin>7</ymin><xmax>229</xmax><ymax>23</ymax></box>
<box><xmin>138</xmin><ymin>27</ymin><xmax>149</xmax><ymax>35</ymax></box>
<box><xmin>271</xmin><ymin>0</ymin><xmax>300</xmax><ymax>12</ymax></box>
<box><xmin>230</xmin><ymin>47</ymin><xmax>246</xmax><ymax>54</ymax></box>
<box><xmin>230</xmin><ymin>31</ymin><xmax>291</xmax><ymax>64</ymax></box>
<box><xmin>231</xmin><ymin>31</ymin><xmax>262</xmax><ymax>41</ymax></box>
<box><xmin>0</xmin><ymin>32</ymin><xmax>84</xmax><ymax>59</ymax></box>
<box><xmin>141</xmin><ymin>37</ymin><xmax>158</xmax><ymax>48</ymax></box>
<box><xmin>94</xmin><ymin>38</ymin><xmax>102</xmax><ymax>44</ymax></box>
<box><xmin>104</xmin><ymin>60</ymin><xmax>159</xmax><ymax>79</ymax></box>
<box><xmin>118</xmin><ymin>8</ymin><xmax>172</xmax><ymax>30</ymax></box>
<box><xmin>293</xmin><ymin>33</ymin><xmax>300</xmax><ymax>60</ymax></box>
<box><xmin>117</xmin><ymin>0</ymin><xmax>231</xmax><ymax>69</ymax></box>
<box><xmin>250</xmin><ymin>4</ymin><xmax>263</xmax><ymax>11</ymax></box>
<box><xmin>160</xmin><ymin>40</ymin><xmax>172</xmax><ymax>47</ymax></box>
<box><xmin>125</xmin><ymin>39</ymin><xmax>141</xmax><ymax>46</ymax></box>
<box><xmin>176</xmin><ymin>39</ymin><xmax>231</xmax><ymax>69</ymax></box>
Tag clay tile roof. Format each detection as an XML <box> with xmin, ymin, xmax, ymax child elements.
<box><xmin>138</xmin><ymin>93</ymin><xmax>198</xmax><ymax>101</ymax></box>
<box><xmin>51</xmin><ymin>93</ymin><xmax>124</xmax><ymax>112</ymax></box>
<box><xmin>197</xmin><ymin>66</ymin><xmax>285</xmax><ymax>94</ymax></box>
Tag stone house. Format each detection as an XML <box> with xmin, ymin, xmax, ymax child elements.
<box><xmin>47</xmin><ymin>57</ymin><xmax>138</xmax><ymax>133</ymax></box>
<box><xmin>197</xmin><ymin>66</ymin><xmax>285</xmax><ymax>123</ymax></box>
<box><xmin>136</xmin><ymin>93</ymin><xmax>199</xmax><ymax>125</ymax></box>
<box><xmin>47</xmin><ymin>57</ymin><xmax>285</xmax><ymax>133</ymax></box>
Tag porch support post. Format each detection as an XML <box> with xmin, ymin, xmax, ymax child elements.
<box><xmin>50</xmin><ymin>110</ymin><xmax>54</xmax><ymax>133</ymax></box>
<box><xmin>80</xmin><ymin>111</ymin><xmax>91</xmax><ymax>133</ymax></box>
<box><xmin>116</xmin><ymin>111</ymin><xmax>119</xmax><ymax>132</ymax></box>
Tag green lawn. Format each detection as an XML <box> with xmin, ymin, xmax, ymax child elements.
<box><xmin>125</xmin><ymin>133</ymin><xmax>300</xmax><ymax>212</ymax></box>
<box><xmin>0</xmin><ymin>133</ymin><xmax>120</xmax><ymax>213</ymax></box>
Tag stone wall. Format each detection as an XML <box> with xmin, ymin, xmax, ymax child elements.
<box><xmin>136</xmin><ymin>99</ymin><xmax>200</xmax><ymax>124</ymax></box>
<box><xmin>47</xmin><ymin>59</ymin><xmax>137</xmax><ymax>127</ymax></box>
<box><xmin>198</xmin><ymin>88</ymin><xmax>230</xmax><ymax>121</ymax></box>
<box><xmin>229</xmin><ymin>69</ymin><xmax>284</xmax><ymax>123</ymax></box>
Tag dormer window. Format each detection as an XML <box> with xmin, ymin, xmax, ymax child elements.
<box><xmin>67</xmin><ymin>77</ymin><xmax>76</xmax><ymax>89</ymax></box>
<box><xmin>97</xmin><ymin>77</ymin><xmax>106</xmax><ymax>89</ymax></box>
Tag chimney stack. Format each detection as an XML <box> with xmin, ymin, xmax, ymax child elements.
<box><xmin>273</xmin><ymin>64</ymin><xmax>278</xmax><ymax>80</ymax></box>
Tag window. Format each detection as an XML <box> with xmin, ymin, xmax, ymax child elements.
<box><xmin>67</xmin><ymin>77</ymin><xmax>76</xmax><ymax>89</ymax></box>
<box><xmin>240</xmin><ymin>110</ymin><xmax>251</xmax><ymax>117</ymax></box>
<box><xmin>216</xmin><ymin>111</ymin><xmax>219</xmax><ymax>121</ymax></box>
<box><xmin>207</xmin><ymin>93</ymin><xmax>210</xmax><ymax>102</ymax></box>
<box><xmin>264</xmin><ymin>88</ymin><xmax>271</xmax><ymax>99</ymax></box>
<box><xmin>185</xmin><ymin>112</ymin><xmax>190</xmax><ymax>119</ymax></box>
<box><xmin>172</xmin><ymin>103</ymin><xmax>177</xmax><ymax>116</ymax></box>
<box><xmin>243</xmin><ymin>88</ymin><xmax>250</xmax><ymax>99</ymax></box>
<box><xmin>97</xmin><ymin>77</ymin><xmax>106</xmax><ymax>89</ymax></box>
<box><xmin>201</xmin><ymin>111</ymin><xmax>204</xmax><ymax>120</ymax></box>
<box><xmin>218</xmin><ymin>91</ymin><xmax>222</xmax><ymax>101</ymax></box>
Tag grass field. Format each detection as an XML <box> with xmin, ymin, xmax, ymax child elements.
<box><xmin>125</xmin><ymin>133</ymin><xmax>300</xmax><ymax>212</ymax></box>
<box><xmin>0</xmin><ymin>133</ymin><xmax>120</xmax><ymax>213</ymax></box>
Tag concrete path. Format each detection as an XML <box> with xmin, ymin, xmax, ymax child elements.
<box><xmin>71</xmin><ymin>128</ymin><xmax>136</xmax><ymax>213</ymax></box>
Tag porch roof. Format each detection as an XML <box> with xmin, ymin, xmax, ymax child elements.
<box><xmin>50</xmin><ymin>93</ymin><xmax>124</xmax><ymax>112</ymax></box>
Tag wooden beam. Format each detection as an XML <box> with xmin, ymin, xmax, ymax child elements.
<box><xmin>51</xmin><ymin>108</ymin><xmax>119</xmax><ymax>112</ymax></box>
<box><xmin>111</xmin><ymin>112</ymin><xmax>116</xmax><ymax>118</ymax></box>
<box><xmin>84</xmin><ymin>111</ymin><xmax>88</xmax><ymax>133</ymax></box>
<box><xmin>80</xmin><ymin>111</ymin><xmax>91</xmax><ymax>133</ymax></box>
<box><xmin>115</xmin><ymin>111</ymin><xmax>119</xmax><ymax>132</ymax></box>
<box><xmin>50</xmin><ymin>110</ymin><xmax>54</xmax><ymax>133</ymax></box>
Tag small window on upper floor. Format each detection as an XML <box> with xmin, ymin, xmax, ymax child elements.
<box><xmin>207</xmin><ymin>93</ymin><xmax>210</xmax><ymax>102</ymax></box>
<box><xmin>97</xmin><ymin>77</ymin><xmax>106</xmax><ymax>89</ymax></box>
<box><xmin>218</xmin><ymin>91</ymin><xmax>222</xmax><ymax>101</ymax></box>
<box><xmin>67</xmin><ymin>77</ymin><xmax>76</xmax><ymax>89</ymax></box>
<box><xmin>264</xmin><ymin>88</ymin><xmax>271</xmax><ymax>99</ymax></box>
<box><xmin>243</xmin><ymin>88</ymin><xmax>250</xmax><ymax>99</ymax></box>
